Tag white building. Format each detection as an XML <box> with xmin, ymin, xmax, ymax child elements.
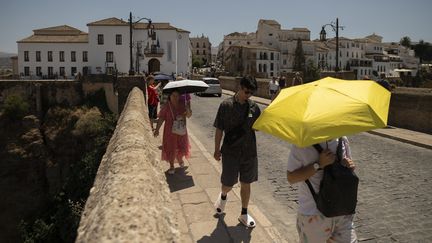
<box><xmin>17</xmin><ymin>17</ymin><xmax>191</xmax><ymax>78</ymax></box>
<box><xmin>222</xmin><ymin>19</ymin><xmax>311</xmax><ymax>77</ymax></box>
<box><xmin>315</xmin><ymin>33</ymin><xmax>419</xmax><ymax>79</ymax></box>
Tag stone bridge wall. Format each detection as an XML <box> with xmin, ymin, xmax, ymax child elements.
<box><xmin>76</xmin><ymin>87</ymin><xmax>178</xmax><ymax>242</ymax></box>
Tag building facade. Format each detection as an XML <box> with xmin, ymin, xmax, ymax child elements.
<box><xmin>190</xmin><ymin>35</ymin><xmax>212</xmax><ymax>66</ymax></box>
<box><xmin>17</xmin><ymin>17</ymin><xmax>191</xmax><ymax>78</ymax></box>
<box><xmin>220</xmin><ymin>19</ymin><xmax>419</xmax><ymax>80</ymax></box>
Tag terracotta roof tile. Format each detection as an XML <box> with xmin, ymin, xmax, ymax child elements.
<box><xmin>87</xmin><ymin>17</ymin><xmax>128</xmax><ymax>26</ymax></box>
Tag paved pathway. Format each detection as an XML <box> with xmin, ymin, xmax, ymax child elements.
<box><xmin>163</xmin><ymin>90</ymin><xmax>432</xmax><ymax>242</ymax></box>
<box><xmin>167</xmin><ymin>132</ymin><xmax>289</xmax><ymax>242</ymax></box>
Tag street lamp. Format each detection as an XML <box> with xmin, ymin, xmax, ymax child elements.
<box><xmin>320</xmin><ymin>18</ymin><xmax>344</xmax><ymax>72</ymax></box>
<box><xmin>129</xmin><ymin>12</ymin><xmax>152</xmax><ymax>76</ymax></box>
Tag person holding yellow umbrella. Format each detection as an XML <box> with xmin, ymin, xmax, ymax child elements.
<box><xmin>253</xmin><ymin>77</ymin><xmax>391</xmax><ymax>242</ymax></box>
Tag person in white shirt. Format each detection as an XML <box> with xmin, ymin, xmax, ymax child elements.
<box><xmin>287</xmin><ymin>137</ymin><xmax>358</xmax><ymax>243</ymax></box>
<box><xmin>268</xmin><ymin>76</ymin><xmax>279</xmax><ymax>102</ymax></box>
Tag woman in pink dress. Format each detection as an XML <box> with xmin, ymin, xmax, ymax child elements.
<box><xmin>153</xmin><ymin>90</ymin><xmax>191</xmax><ymax>174</ymax></box>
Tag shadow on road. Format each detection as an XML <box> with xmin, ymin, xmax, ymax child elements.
<box><xmin>197</xmin><ymin>214</ymin><xmax>252</xmax><ymax>243</ymax></box>
<box><xmin>165</xmin><ymin>167</ymin><xmax>195</xmax><ymax>192</ymax></box>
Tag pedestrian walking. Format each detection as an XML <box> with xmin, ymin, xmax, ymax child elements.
<box><xmin>213</xmin><ymin>76</ymin><xmax>261</xmax><ymax>228</ymax></box>
<box><xmin>268</xmin><ymin>76</ymin><xmax>279</xmax><ymax>102</ymax></box>
<box><xmin>146</xmin><ymin>75</ymin><xmax>160</xmax><ymax>131</ymax></box>
<box><xmin>153</xmin><ymin>89</ymin><xmax>192</xmax><ymax>175</ymax></box>
<box><xmin>292</xmin><ymin>72</ymin><xmax>303</xmax><ymax>86</ymax></box>
<box><xmin>286</xmin><ymin>137</ymin><xmax>358</xmax><ymax>242</ymax></box>
<box><xmin>377</xmin><ymin>73</ymin><xmax>392</xmax><ymax>91</ymax></box>
<box><xmin>279</xmin><ymin>76</ymin><xmax>286</xmax><ymax>89</ymax></box>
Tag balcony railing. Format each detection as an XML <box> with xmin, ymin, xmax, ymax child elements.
<box><xmin>144</xmin><ymin>46</ymin><xmax>164</xmax><ymax>57</ymax></box>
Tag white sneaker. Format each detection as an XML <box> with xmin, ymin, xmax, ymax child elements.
<box><xmin>238</xmin><ymin>214</ymin><xmax>256</xmax><ymax>228</ymax></box>
<box><xmin>214</xmin><ymin>193</ymin><xmax>227</xmax><ymax>214</ymax></box>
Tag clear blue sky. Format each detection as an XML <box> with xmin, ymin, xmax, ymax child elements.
<box><xmin>1</xmin><ymin>0</ymin><xmax>431</xmax><ymax>54</ymax></box>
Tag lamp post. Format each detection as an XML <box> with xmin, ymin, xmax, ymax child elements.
<box><xmin>129</xmin><ymin>12</ymin><xmax>152</xmax><ymax>76</ymax></box>
<box><xmin>320</xmin><ymin>18</ymin><xmax>344</xmax><ymax>72</ymax></box>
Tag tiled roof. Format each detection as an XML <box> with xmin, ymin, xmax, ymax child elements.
<box><xmin>17</xmin><ymin>25</ymin><xmax>88</xmax><ymax>43</ymax></box>
<box><xmin>17</xmin><ymin>33</ymin><xmax>88</xmax><ymax>43</ymax></box>
<box><xmin>33</xmin><ymin>25</ymin><xmax>82</xmax><ymax>35</ymax></box>
<box><xmin>87</xmin><ymin>17</ymin><xmax>128</xmax><ymax>26</ymax></box>
<box><xmin>133</xmin><ymin>22</ymin><xmax>190</xmax><ymax>33</ymax></box>
<box><xmin>292</xmin><ymin>28</ymin><xmax>310</xmax><ymax>32</ymax></box>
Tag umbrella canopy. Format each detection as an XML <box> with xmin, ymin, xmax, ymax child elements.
<box><xmin>253</xmin><ymin>77</ymin><xmax>391</xmax><ymax>147</ymax></box>
<box><xmin>163</xmin><ymin>79</ymin><xmax>209</xmax><ymax>94</ymax></box>
<box><xmin>154</xmin><ymin>74</ymin><xmax>174</xmax><ymax>81</ymax></box>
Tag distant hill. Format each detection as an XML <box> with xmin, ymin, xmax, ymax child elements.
<box><xmin>0</xmin><ymin>52</ymin><xmax>17</xmax><ymax>58</ymax></box>
<box><xmin>0</xmin><ymin>52</ymin><xmax>16</xmax><ymax>69</ymax></box>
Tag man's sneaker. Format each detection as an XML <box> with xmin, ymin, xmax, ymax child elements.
<box><xmin>214</xmin><ymin>193</ymin><xmax>227</xmax><ymax>214</ymax></box>
<box><xmin>238</xmin><ymin>214</ymin><xmax>256</xmax><ymax>228</ymax></box>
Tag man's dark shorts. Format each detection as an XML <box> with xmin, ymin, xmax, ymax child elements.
<box><xmin>221</xmin><ymin>154</ymin><xmax>258</xmax><ymax>187</ymax></box>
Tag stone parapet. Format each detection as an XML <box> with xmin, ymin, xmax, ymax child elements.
<box><xmin>76</xmin><ymin>87</ymin><xmax>178</xmax><ymax>242</ymax></box>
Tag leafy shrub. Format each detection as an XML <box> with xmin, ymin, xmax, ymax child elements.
<box><xmin>2</xmin><ymin>95</ymin><xmax>29</xmax><ymax>121</ymax></box>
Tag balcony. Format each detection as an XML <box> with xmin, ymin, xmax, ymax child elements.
<box><xmin>144</xmin><ymin>45</ymin><xmax>164</xmax><ymax>57</ymax></box>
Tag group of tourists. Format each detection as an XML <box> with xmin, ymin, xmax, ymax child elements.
<box><xmin>268</xmin><ymin>72</ymin><xmax>304</xmax><ymax>101</ymax></box>
<box><xmin>147</xmin><ymin>74</ymin><xmax>358</xmax><ymax>242</ymax></box>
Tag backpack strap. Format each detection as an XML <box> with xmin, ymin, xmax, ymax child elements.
<box><xmin>305</xmin><ymin>143</ymin><xmax>323</xmax><ymax>201</ymax></box>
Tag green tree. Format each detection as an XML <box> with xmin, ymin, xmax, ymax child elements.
<box><xmin>414</xmin><ymin>40</ymin><xmax>432</xmax><ymax>63</ymax></box>
<box><xmin>304</xmin><ymin>60</ymin><xmax>320</xmax><ymax>83</ymax></box>
<box><xmin>192</xmin><ymin>55</ymin><xmax>203</xmax><ymax>68</ymax></box>
<box><xmin>400</xmin><ymin>36</ymin><xmax>411</xmax><ymax>48</ymax></box>
<box><xmin>2</xmin><ymin>95</ymin><xmax>29</xmax><ymax>121</ymax></box>
<box><xmin>293</xmin><ymin>38</ymin><xmax>306</xmax><ymax>72</ymax></box>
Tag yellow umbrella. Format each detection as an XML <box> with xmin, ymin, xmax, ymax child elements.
<box><xmin>253</xmin><ymin>77</ymin><xmax>391</xmax><ymax>147</ymax></box>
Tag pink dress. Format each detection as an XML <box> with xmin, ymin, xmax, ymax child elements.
<box><xmin>158</xmin><ymin>101</ymin><xmax>191</xmax><ymax>163</ymax></box>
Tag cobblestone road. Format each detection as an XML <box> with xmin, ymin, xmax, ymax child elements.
<box><xmin>188</xmin><ymin>94</ymin><xmax>432</xmax><ymax>242</ymax></box>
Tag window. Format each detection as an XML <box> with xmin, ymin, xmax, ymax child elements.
<box><xmin>229</xmin><ymin>41</ymin><xmax>231</xmax><ymax>45</ymax></box>
<box><xmin>258</xmin><ymin>64</ymin><xmax>262</xmax><ymax>72</ymax></box>
<box><xmin>203</xmin><ymin>43</ymin><xmax>206</xmax><ymax>48</ymax></box>
<box><xmin>167</xmin><ymin>41</ymin><xmax>172</xmax><ymax>61</ymax></box>
<box><xmin>71</xmin><ymin>51</ymin><xmax>76</xmax><ymax>62</ymax></box>
<box><xmin>270</xmin><ymin>63</ymin><xmax>274</xmax><ymax>71</ymax></box>
<box><xmin>98</xmin><ymin>34</ymin><xmax>104</xmax><ymax>45</ymax></box>
<box><xmin>269</xmin><ymin>33</ymin><xmax>273</xmax><ymax>36</ymax></box>
<box><xmin>24</xmin><ymin>66</ymin><xmax>30</xmax><ymax>76</ymax></box>
<box><xmin>116</xmin><ymin>34</ymin><xmax>122</xmax><ymax>45</ymax></box>
<box><xmin>83</xmin><ymin>51</ymin><xmax>88</xmax><ymax>62</ymax></box>
<box><xmin>106</xmin><ymin>67</ymin><xmax>114</xmax><ymax>74</ymax></box>
<box><xmin>48</xmin><ymin>67</ymin><xmax>53</xmax><ymax>77</ymax></box>
<box><xmin>106</xmin><ymin>52</ymin><xmax>113</xmax><ymax>62</ymax></box>
<box><xmin>270</xmin><ymin>53</ymin><xmax>274</xmax><ymax>60</ymax></box>
<box><xmin>71</xmin><ymin>67</ymin><xmax>77</xmax><ymax>76</ymax></box>
<box><xmin>196</xmin><ymin>42</ymin><xmax>199</xmax><ymax>48</ymax></box>
<box><xmin>36</xmin><ymin>51</ymin><xmax>41</xmax><ymax>62</ymax></box>
<box><xmin>263</xmin><ymin>64</ymin><xmax>267</xmax><ymax>72</ymax></box>
<box><xmin>48</xmin><ymin>51</ymin><xmax>53</xmax><ymax>62</ymax></box>
<box><xmin>283</xmin><ymin>59</ymin><xmax>287</xmax><ymax>65</ymax></box>
<box><xmin>60</xmin><ymin>67</ymin><xmax>65</xmax><ymax>76</ymax></box>
<box><xmin>203</xmin><ymin>50</ymin><xmax>206</xmax><ymax>55</ymax></box>
<box><xmin>59</xmin><ymin>51</ymin><xmax>65</xmax><ymax>62</ymax></box>
<box><xmin>24</xmin><ymin>51</ymin><xmax>29</xmax><ymax>62</ymax></box>
<box><xmin>36</xmin><ymin>67</ymin><xmax>42</xmax><ymax>76</ymax></box>
<box><xmin>196</xmin><ymin>50</ymin><xmax>199</xmax><ymax>55</ymax></box>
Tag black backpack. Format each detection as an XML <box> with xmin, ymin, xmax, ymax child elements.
<box><xmin>305</xmin><ymin>138</ymin><xmax>359</xmax><ymax>217</ymax></box>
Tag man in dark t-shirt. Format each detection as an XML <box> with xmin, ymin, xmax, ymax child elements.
<box><xmin>213</xmin><ymin>76</ymin><xmax>261</xmax><ymax>228</ymax></box>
